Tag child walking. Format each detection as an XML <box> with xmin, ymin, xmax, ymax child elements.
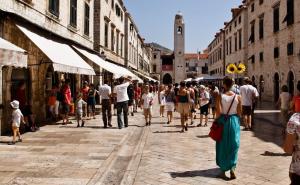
<box><xmin>10</xmin><ymin>100</ymin><xmax>25</xmax><ymax>145</ymax></box>
<box><xmin>76</xmin><ymin>93</ymin><xmax>87</xmax><ymax>127</ymax></box>
<box><xmin>141</xmin><ymin>85</ymin><xmax>154</xmax><ymax>126</ymax></box>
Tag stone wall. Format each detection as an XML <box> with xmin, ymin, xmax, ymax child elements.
<box><xmin>0</xmin><ymin>0</ymin><xmax>94</xmax><ymax>49</ymax></box>
<box><xmin>247</xmin><ymin>0</ymin><xmax>300</xmax><ymax>101</ymax></box>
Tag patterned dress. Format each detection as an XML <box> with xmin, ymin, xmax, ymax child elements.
<box><xmin>287</xmin><ymin>113</ymin><xmax>300</xmax><ymax>176</ymax></box>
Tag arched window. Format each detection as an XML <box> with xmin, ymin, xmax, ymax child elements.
<box><xmin>177</xmin><ymin>26</ymin><xmax>182</xmax><ymax>34</ymax></box>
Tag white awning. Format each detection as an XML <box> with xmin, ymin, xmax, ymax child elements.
<box><xmin>132</xmin><ymin>70</ymin><xmax>157</xmax><ymax>82</ymax></box>
<box><xmin>73</xmin><ymin>46</ymin><xmax>142</xmax><ymax>82</ymax></box>
<box><xmin>0</xmin><ymin>37</ymin><xmax>27</xmax><ymax>68</ymax></box>
<box><xmin>16</xmin><ymin>25</ymin><xmax>95</xmax><ymax>75</ymax></box>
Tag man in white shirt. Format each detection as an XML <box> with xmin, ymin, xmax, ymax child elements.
<box><xmin>113</xmin><ymin>76</ymin><xmax>131</xmax><ymax>129</ymax></box>
<box><xmin>99</xmin><ymin>80</ymin><xmax>112</xmax><ymax>128</ymax></box>
<box><xmin>240</xmin><ymin>77</ymin><xmax>259</xmax><ymax>130</ymax></box>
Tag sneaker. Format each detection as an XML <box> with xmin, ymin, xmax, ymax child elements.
<box><xmin>81</xmin><ymin>121</ymin><xmax>85</xmax><ymax>127</ymax></box>
<box><xmin>108</xmin><ymin>123</ymin><xmax>113</xmax><ymax>127</ymax></box>
<box><xmin>131</xmin><ymin>112</ymin><xmax>134</xmax><ymax>116</ymax></box>
<box><xmin>185</xmin><ymin>125</ymin><xmax>188</xmax><ymax>131</ymax></box>
<box><xmin>197</xmin><ymin>124</ymin><xmax>202</xmax><ymax>127</ymax></box>
<box><xmin>190</xmin><ymin>121</ymin><xmax>194</xmax><ymax>125</ymax></box>
<box><xmin>149</xmin><ymin>121</ymin><xmax>151</xmax><ymax>126</ymax></box>
<box><xmin>18</xmin><ymin>139</ymin><xmax>22</xmax><ymax>142</ymax></box>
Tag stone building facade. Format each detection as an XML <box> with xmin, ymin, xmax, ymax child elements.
<box><xmin>208</xmin><ymin>0</ymin><xmax>300</xmax><ymax>102</ymax></box>
<box><xmin>0</xmin><ymin>0</ymin><xmax>95</xmax><ymax>134</ymax></box>
<box><xmin>124</xmin><ymin>13</ymin><xmax>139</xmax><ymax>70</ymax></box>
<box><xmin>94</xmin><ymin>0</ymin><xmax>125</xmax><ymax>65</ymax></box>
<box><xmin>208</xmin><ymin>31</ymin><xmax>225</xmax><ymax>76</ymax></box>
<box><xmin>185</xmin><ymin>53</ymin><xmax>209</xmax><ymax>78</ymax></box>
<box><xmin>224</xmin><ymin>6</ymin><xmax>248</xmax><ymax>74</ymax></box>
<box><xmin>246</xmin><ymin>0</ymin><xmax>300</xmax><ymax>101</ymax></box>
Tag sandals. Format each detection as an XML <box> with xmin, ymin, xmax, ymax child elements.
<box><xmin>230</xmin><ymin>170</ymin><xmax>236</xmax><ymax>180</ymax></box>
<box><xmin>217</xmin><ymin>172</ymin><xmax>229</xmax><ymax>181</ymax></box>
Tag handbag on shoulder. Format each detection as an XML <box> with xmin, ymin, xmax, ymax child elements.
<box><xmin>209</xmin><ymin>94</ymin><xmax>236</xmax><ymax>142</ymax></box>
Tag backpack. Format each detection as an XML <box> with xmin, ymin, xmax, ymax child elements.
<box><xmin>56</xmin><ymin>90</ymin><xmax>64</xmax><ymax>102</ymax></box>
<box><xmin>127</xmin><ymin>84</ymin><xmax>134</xmax><ymax>100</ymax></box>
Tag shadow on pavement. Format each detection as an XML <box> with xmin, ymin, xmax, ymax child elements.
<box><xmin>153</xmin><ymin>130</ymin><xmax>182</xmax><ymax>134</ymax></box>
<box><xmin>197</xmin><ymin>135</ymin><xmax>210</xmax><ymax>138</ymax></box>
<box><xmin>251</xmin><ymin>101</ymin><xmax>284</xmax><ymax>147</ymax></box>
<box><xmin>169</xmin><ymin>168</ymin><xmax>220</xmax><ymax>178</ymax></box>
<box><xmin>261</xmin><ymin>151</ymin><xmax>291</xmax><ymax>157</ymax></box>
<box><xmin>128</xmin><ymin>125</ymin><xmax>145</xmax><ymax>128</ymax></box>
<box><xmin>163</xmin><ymin>125</ymin><xmax>182</xmax><ymax>128</ymax></box>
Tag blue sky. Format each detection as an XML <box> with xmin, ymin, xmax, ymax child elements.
<box><xmin>124</xmin><ymin>0</ymin><xmax>242</xmax><ymax>53</ymax></box>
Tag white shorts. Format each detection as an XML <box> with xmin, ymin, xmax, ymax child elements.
<box><xmin>166</xmin><ymin>102</ymin><xmax>174</xmax><ymax>112</ymax></box>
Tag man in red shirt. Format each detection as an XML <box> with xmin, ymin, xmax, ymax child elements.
<box><xmin>134</xmin><ymin>83</ymin><xmax>141</xmax><ymax>112</ymax></box>
<box><xmin>62</xmin><ymin>80</ymin><xmax>72</xmax><ymax>125</ymax></box>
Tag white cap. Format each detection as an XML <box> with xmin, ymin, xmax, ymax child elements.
<box><xmin>10</xmin><ymin>100</ymin><xmax>19</xmax><ymax>109</ymax></box>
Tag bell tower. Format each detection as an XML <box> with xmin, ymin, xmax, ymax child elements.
<box><xmin>174</xmin><ymin>12</ymin><xmax>186</xmax><ymax>83</ymax></box>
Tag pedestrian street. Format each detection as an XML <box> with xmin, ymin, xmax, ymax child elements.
<box><xmin>0</xmin><ymin>100</ymin><xmax>292</xmax><ymax>185</ymax></box>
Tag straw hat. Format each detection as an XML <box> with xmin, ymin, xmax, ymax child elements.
<box><xmin>10</xmin><ymin>100</ymin><xmax>19</xmax><ymax>109</ymax></box>
<box><xmin>199</xmin><ymin>85</ymin><xmax>206</xmax><ymax>90</ymax></box>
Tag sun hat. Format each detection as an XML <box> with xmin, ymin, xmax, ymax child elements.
<box><xmin>10</xmin><ymin>100</ymin><xmax>19</xmax><ymax>109</ymax></box>
<box><xmin>199</xmin><ymin>85</ymin><xmax>206</xmax><ymax>90</ymax></box>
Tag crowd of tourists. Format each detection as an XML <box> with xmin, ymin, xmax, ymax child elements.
<box><xmin>7</xmin><ymin>75</ymin><xmax>300</xmax><ymax>184</ymax></box>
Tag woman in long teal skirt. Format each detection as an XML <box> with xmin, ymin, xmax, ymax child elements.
<box><xmin>215</xmin><ymin>76</ymin><xmax>242</xmax><ymax>180</ymax></box>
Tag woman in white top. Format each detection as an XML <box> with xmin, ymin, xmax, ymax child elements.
<box><xmin>277</xmin><ymin>85</ymin><xmax>291</xmax><ymax>130</ymax></box>
<box><xmin>215</xmin><ymin>76</ymin><xmax>242</xmax><ymax>180</ymax></box>
<box><xmin>158</xmin><ymin>85</ymin><xmax>166</xmax><ymax>117</ymax></box>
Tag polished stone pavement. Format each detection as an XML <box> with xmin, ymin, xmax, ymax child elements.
<box><xmin>0</xmin><ymin>100</ymin><xmax>292</xmax><ymax>185</ymax></box>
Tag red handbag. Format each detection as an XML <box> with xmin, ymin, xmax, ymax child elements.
<box><xmin>209</xmin><ymin>121</ymin><xmax>224</xmax><ymax>141</ymax></box>
<box><xmin>209</xmin><ymin>94</ymin><xmax>236</xmax><ymax>142</ymax></box>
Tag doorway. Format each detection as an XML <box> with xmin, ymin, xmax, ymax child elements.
<box><xmin>163</xmin><ymin>73</ymin><xmax>173</xmax><ymax>85</ymax></box>
<box><xmin>287</xmin><ymin>71</ymin><xmax>294</xmax><ymax>96</ymax></box>
<box><xmin>274</xmin><ymin>73</ymin><xmax>280</xmax><ymax>102</ymax></box>
<box><xmin>259</xmin><ymin>75</ymin><xmax>264</xmax><ymax>101</ymax></box>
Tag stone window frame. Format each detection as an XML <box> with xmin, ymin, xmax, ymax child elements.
<box><xmin>48</xmin><ymin>0</ymin><xmax>60</xmax><ymax>18</ymax></box>
<box><xmin>282</xmin><ymin>0</ymin><xmax>294</xmax><ymax>26</ymax></box>
<box><xmin>274</xmin><ymin>47</ymin><xmax>280</xmax><ymax>59</ymax></box>
<box><xmin>84</xmin><ymin>2</ymin><xmax>90</xmax><ymax>36</ymax></box>
<box><xmin>251</xmin><ymin>3</ymin><xmax>255</xmax><ymax>12</ymax></box>
<box><xmin>273</xmin><ymin>3</ymin><xmax>280</xmax><ymax>33</ymax></box>
<box><xmin>104</xmin><ymin>18</ymin><xmax>110</xmax><ymax>48</ymax></box>
<box><xmin>249</xmin><ymin>20</ymin><xmax>255</xmax><ymax>44</ymax></box>
<box><xmin>287</xmin><ymin>42</ymin><xmax>294</xmax><ymax>56</ymax></box>
<box><xmin>259</xmin><ymin>51</ymin><xmax>264</xmax><ymax>62</ymax></box>
<box><xmin>110</xmin><ymin>24</ymin><xmax>116</xmax><ymax>52</ymax></box>
<box><xmin>259</xmin><ymin>14</ymin><xmax>264</xmax><ymax>40</ymax></box>
<box><xmin>69</xmin><ymin>0</ymin><xmax>77</xmax><ymax>28</ymax></box>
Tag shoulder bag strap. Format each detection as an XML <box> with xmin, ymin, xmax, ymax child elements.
<box><xmin>226</xmin><ymin>94</ymin><xmax>237</xmax><ymax>116</ymax></box>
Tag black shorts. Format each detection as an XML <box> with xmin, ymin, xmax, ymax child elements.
<box><xmin>242</xmin><ymin>106</ymin><xmax>252</xmax><ymax>116</ymax></box>
<box><xmin>200</xmin><ymin>104</ymin><xmax>209</xmax><ymax>115</ymax></box>
<box><xmin>62</xmin><ymin>103</ymin><xmax>70</xmax><ymax>114</ymax></box>
<box><xmin>128</xmin><ymin>99</ymin><xmax>134</xmax><ymax>106</ymax></box>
